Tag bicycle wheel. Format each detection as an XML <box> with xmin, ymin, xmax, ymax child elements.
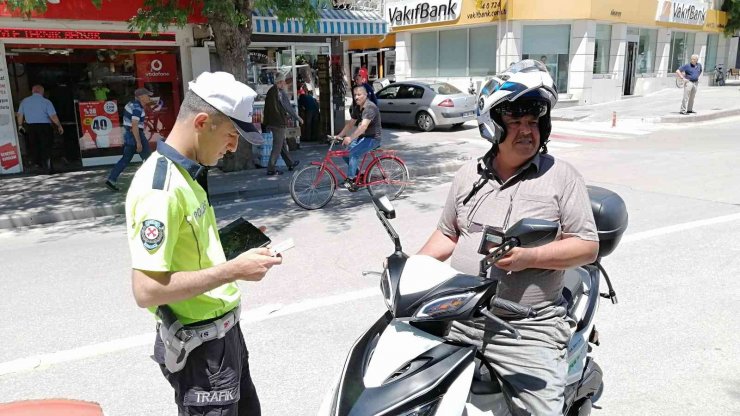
<box><xmin>366</xmin><ymin>157</ymin><xmax>410</xmax><ymax>200</ymax></box>
<box><xmin>290</xmin><ymin>165</ymin><xmax>336</xmax><ymax>210</ymax></box>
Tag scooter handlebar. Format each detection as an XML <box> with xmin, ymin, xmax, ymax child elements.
<box><xmin>491</xmin><ymin>297</ymin><xmax>537</xmax><ymax>319</ymax></box>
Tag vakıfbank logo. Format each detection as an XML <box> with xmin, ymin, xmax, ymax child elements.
<box><xmin>386</xmin><ymin>0</ymin><xmax>461</xmax><ymax>28</ymax></box>
<box><xmin>655</xmin><ymin>0</ymin><xmax>707</xmax><ymax>26</ymax></box>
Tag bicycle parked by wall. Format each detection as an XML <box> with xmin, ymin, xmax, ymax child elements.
<box><xmin>289</xmin><ymin>137</ymin><xmax>410</xmax><ymax>210</ymax></box>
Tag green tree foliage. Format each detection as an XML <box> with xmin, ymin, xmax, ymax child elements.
<box><xmin>0</xmin><ymin>0</ymin><xmax>330</xmax><ymax>82</ymax></box>
<box><xmin>722</xmin><ymin>0</ymin><xmax>740</xmax><ymax>36</ymax></box>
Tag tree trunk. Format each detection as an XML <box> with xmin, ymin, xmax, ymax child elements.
<box><xmin>207</xmin><ymin>3</ymin><xmax>256</xmax><ymax>170</ymax></box>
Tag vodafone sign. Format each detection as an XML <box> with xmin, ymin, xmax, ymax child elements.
<box><xmin>135</xmin><ymin>54</ymin><xmax>177</xmax><ymax>82</ymax></box>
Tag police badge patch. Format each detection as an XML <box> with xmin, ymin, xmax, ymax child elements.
<box><xmin>141</xmin><ymin>219</ymin><xmax>165</xmax><ymax>250</ymax></box>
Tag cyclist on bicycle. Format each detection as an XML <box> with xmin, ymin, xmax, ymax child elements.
<box><xmin>335</xmin><ymin>85</ymin><xmax>382</xmax><ymax>191</ymax></box>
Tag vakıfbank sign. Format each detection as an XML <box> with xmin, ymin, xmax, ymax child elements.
<box><xmin>386</xmin><ymin>0</ymin><xmax>462</xmax><ymax>28</ymax></box>
<box><xmin>655</xmin><ymin>0</ymin><xmax>708</xmax><ymax>26</ymax></box>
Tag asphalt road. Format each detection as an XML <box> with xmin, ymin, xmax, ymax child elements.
<box><xmin>1</xmin><ymin>116</ymin><xmax>739</xmax><ymax>415</ymax></box>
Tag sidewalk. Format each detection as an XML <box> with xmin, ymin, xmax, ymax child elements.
<box><xmin>0</xmin><ymin>128</ymin><xmax>481</xmax><ymax>230</ymax></box>
<box><xmin>552</xmin><ymin>81</ymin><xmax>740</xmax><ymax>123</ymax></box>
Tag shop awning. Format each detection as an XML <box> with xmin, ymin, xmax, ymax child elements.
<box><xmin>252</xmin><ymin>8</ymin><xmax>388</xmax><ymax>36</ymax></box>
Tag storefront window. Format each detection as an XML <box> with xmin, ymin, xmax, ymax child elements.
<box><xmin>7</xmin><ymin>47</ymin><xmax>181</xmax><ymax>170</ymax></box>
<box><xmin>705</xmin><ymin>34</ymin><xmax>719</xmax><ymax>71</ymax></box>
<box><xmin>295</xmin><ymin>45</ymin><xmax>330</xmax><ymax>101</ymax></box>
<box><xmin>439</xmin><ymin>29</ymin><xmax>467</xmax><ymax>77</ymax></box>
<box><xmin>669</xmin><ymin>31</ymin><xmax>696</xmax><ymax>72</ymax></box>
<box><xmin>411</xmin><ymin>26</ymin><xmax>498</xmax><ymax>77</ymax></box>
<box><xmin>523</xmin><ymin>25</ymin><xmax>571</xmax><ymax>92</ymax></box>
<box><xmin>593</xmin><ymin>24</ymin><xmax>612</xmax><ymax>74</ymax></box>
<box><xmin>469</xmin><ymin>26</ymin><xmax>497</xmax><ymax>76</ymax></box>
<box><xmin>245</xmin><ymin>46</ymin><xmax>294</xmax><ymax>103</ymax></box>
<box><xmin>411</xmin><ymin>32</ymin><xmax>438</xmax><ymax>77</ymax></box>
<box><xmin>637</xmin><ymin>28</ymin><xmax>658</xmax><ymax>74</ymax></box>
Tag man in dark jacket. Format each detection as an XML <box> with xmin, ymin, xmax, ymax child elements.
<box><xmin>298</xmin><ymin>89</ymin><xmax>321</xmax><ymax>142</ymax></box>
<box><xmin>262</xmin><ymin>74</ymin><xmax>302</xmax><ymax>175</ymax></box>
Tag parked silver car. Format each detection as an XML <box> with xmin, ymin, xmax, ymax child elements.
<box><xmin>375</xmin><ymin>81</ymin><xmax>477</xmax><ymax>132</ymax></box>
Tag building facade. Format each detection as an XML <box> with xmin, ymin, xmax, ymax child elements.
<box><xmin>352</xmin><ymin>0</ymin><xmax>736</xmax><ymax>106</ymax></box>
<box><xmin>0</xmin><ymin>3</ymin><xmax>386</xmax><ymax>175</ymax></box>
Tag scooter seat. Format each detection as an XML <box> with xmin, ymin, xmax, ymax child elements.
<box><xmin>562</xmin><ymin>268</ymin><xmax>587</xmax><ymax>320</ymax></box>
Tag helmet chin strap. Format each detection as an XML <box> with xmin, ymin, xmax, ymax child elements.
<box><xmin>462</xmin><ymin>146</ymin><xmax>496</xmax><ymax>206</ymax></box>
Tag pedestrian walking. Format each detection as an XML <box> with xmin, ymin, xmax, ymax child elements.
<box><xmin>676</xmin><ymin>54</ymin><xmax>702</xmax><ymax>115</ymax></box>
<box><xmin>127</xmin><ymin>71</ymin><xmax>281</xmax><ymax>415</ymax></box>
<box><xmin>15</xmin><ymin>85</ymin><xmax>64</xmax><ymax>174</ymax></box>
<box><xmin>105</xmin><ymin>88</ymin><xmax>154</xmax><ymax>191</ymax></box>
<box><xmin>262</xmin><ymin>73</ymin><xmax>302</xmax><ymax>175</ymax></box>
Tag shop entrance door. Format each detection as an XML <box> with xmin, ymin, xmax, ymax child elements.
<box><xmin>623</xmin><ymin>41</ymin><xmax>637</xmax><ymax>96</ymax></box>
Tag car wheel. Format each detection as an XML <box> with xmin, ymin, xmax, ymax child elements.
<box><xmin>416</xmin><ymin>111</ymin><xmax>435</xmax><ymax>132</ymax></box>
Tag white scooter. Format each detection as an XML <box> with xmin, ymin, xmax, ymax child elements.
<box><xmin>319</xmin><ymin>186</ymin><xmax>627</xmax><ymax>416</ymax></box>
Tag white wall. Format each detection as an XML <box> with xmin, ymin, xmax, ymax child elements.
<box><xmin>587</xmin><ymin>23</ymin><xmax>626</xmax><ymax>105</ymax></box>
<box><xmin>729</xmin><ymin>36</ymin><xmax>739</xmax><ymax>68</ymax></box>
<box><xmin>568</xmin><ymin>20</ymin><xmax>595</xmax><ymax>104</ymax></box>
<box><xmin>655</xmin><ymin>28</ymin><xmax>673</xmax><ymax>77</ymax></box>
<box><xmin>190</xmin><ymin>46</ymin><xmax>211</xmax><ymax>80</ymax></box>
<box><xmin>497</xmin><ymin>21</ymin><xmax>522</xmax><ymax>73</ymax></box>
<box><xmin>394</xmin><ymin>32</ymin><xmax>412</xmax><ymax>80</ymax></box>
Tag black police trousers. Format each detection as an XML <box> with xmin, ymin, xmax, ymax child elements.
<box><xmin>154</xmin><ymin>323</ymin><xmax>261</xmax><ymax>416</ymax></box>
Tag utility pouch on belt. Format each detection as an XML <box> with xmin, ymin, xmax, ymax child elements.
<box><xmin>156</xmin><ymin>305</ymin><xmax>203</xmax><ymax>373</ymax></box>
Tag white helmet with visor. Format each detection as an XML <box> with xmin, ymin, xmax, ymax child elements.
<box><xmin>477</xmin><ymin>60</ymin><xmax>558</xmax><ymax>151</ymax></box>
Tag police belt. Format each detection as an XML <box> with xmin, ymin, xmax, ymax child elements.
<box><xmin>157</xmin><ymin>305</ymin><xmax>241</xmax><ymax>373</ymax></box>
<box><xmin>184</xmin><ymin>305</ymin><xmax>241</xmax><ymax>342</ymax></box>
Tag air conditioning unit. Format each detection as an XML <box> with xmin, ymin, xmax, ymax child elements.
<box><xmin>192</xmin><ymin>25</ymin><xmax>212</xmax><ymax>40</ymax></box>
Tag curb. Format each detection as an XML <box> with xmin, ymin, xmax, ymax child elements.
<box><xmin>551</xmin><ymin>114</ymin><xmax>589</xmax><ymax>122</ymax></box>
<box><xmin>0</xmin><ymin>160</ymin><xmax>469</xmax><ymax>230</ymax></box>
<box><xmin>645</xmin><ymin>107</ymin><xmax>740</xmax><ymax>123</ymax></box>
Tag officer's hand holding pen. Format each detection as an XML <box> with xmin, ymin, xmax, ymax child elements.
<box><xmin>231</xmin><ymin>247</ymin><xmax>282</xmax><ymax>282</ymax></box>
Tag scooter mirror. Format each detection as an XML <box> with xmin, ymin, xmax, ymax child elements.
<box><xmin>505</xmin><ymin>218</ymin><xmax>559</xmax><ymax>247</ymax></box>
<box><xmin>372</xmin><ymin>193</ymin><xmax>396</xmax><ymax>219</ymax></box>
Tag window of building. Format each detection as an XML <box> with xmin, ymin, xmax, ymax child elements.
<box><xmin>637</xmin><ymin>28</ymin><xmax>658</xmax><ymax>74</ymax></box>
<box><xmin>705</xmin><ymin>34</ymin><xmax>719</xmax><ymax>71</ymax></box>
<box><xmin>411</xmin><ymin>26</ymin><xmax>498</xmax><ymax>77</ymax></box>
<box><xmin>244</xmin><ymin>46</ymin><xmax>294</xmax><ymax>103</ymax></box>
<box><xmin>522</xmin><ymin>24</ymin><xmax>571</xmax><ymax>92</ymax></box>
<box><xmin>593</xmin><ymin>24</ymin><xmax>612</xmax><ymax>74</ymax></box>
<box><xmin>439</xmin><ymin>29</ymin><xmax>467</xmax><ymax>77</ymax></box>
<box><xmin>669</xmin><ymin>31</ymin><xmax>696</xmax><ymax>72</ymax></box>
<box><xmin>411</xmin><ymin>32</ymin><xmax>438</xmax><ymax>77</ymax></box>
<box><xmin>469</xmin><ymin>26</ymin><xmax>497</xmax><ymax>76</ymax></box>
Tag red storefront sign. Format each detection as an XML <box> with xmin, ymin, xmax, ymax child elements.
<box><xmin>78</xmin><ymin>101</ymin><xmax>122</xmax><ymax>150</ymax></box>
<box><xmin>0</xmin><ymin>1</ymin><xmax>206</xmax><ymax>24</ymax></box>
<box><xmin>135</xmin><ymin>54</ymin><xmax>178</xmax><ymax>83</ymax></box>
<box><xmin>0</xmin><ymin>141</ymin><xmax>19</xmax><ymax>170</ymax></box>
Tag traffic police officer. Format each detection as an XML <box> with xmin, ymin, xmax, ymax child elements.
<box><xmin>127</xmin><ymin>72</ymin><xmax>281</xmax><ymax>415</ymax></box>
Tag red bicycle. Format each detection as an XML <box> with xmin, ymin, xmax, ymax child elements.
<box><xmin>290</xmin><ymin>137</ymin><xmax>410</xmax><ymax>210</ymax></box>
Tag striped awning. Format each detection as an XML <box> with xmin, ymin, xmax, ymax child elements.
<box><xmin>252</xmin><ymin>8</ymin><xmax>388</xmax><ymax>36</ymax></box>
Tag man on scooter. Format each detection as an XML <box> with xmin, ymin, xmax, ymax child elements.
<box><xmin>418</xmin><ymin>60</ymin><xmax>599</xmax><ymax>415</ymax></box>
